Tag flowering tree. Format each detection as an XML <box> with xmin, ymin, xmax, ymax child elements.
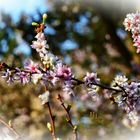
<box><xmin>1</xmin><ymin>12</ymin><xmax>140</xmax><ymax>140</ymax></box>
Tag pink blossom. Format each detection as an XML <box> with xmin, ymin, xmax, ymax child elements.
<box><xmin>16</xmin><ymin>69</ymin><xmax>30</xmax><ymax>84</ymax></box>
<box><xmin>2</xmin><ymin>69</ymin><xmax>14</xmax><ymax>84</ymax></box>
<box><xmin>56</xmin><ymin>64</ymin><xmax>72</xmax><ymax>80</ymax></box>
<box><xmin>24</xmin><ymin>60</ymin><xmax>41</xmax><ymax>73</ymax></box>
<box><xmin>124</xmin><ymin>12</ymin><xmax>140</xmax><ymax>53</ymax></box>
<box><xmin>134</xmin><ymin>35</ymin><xmax>140</xmax><ymax>53</ymax></box>
<box><xmin>31</xmin><ymin>32</ymin><xmax>49</xmax><ymax>54</ymax></box>
<box><xmin>132</xmin><ymin>32</ymin><xmax>139</xmax><ymax>41</ymax></box>
<box><xmin>31</xmin><ymin>40</ymin><xmax>48</xmax><ymax>53</ymax></box>
<box><xmin>48</xmin><ymin>71</ymin><xmax>59</xmax><ymax>85</ymax></box>
<box><xmin>35</xmin><ymin>32</ymin><xmax>45</xmax><ymax>41</ymax></box>
<box><xmin>123</xmin><ymin>13</ymin><xmax>135</xmax><ymax>31</ymax></box>
<box><xmin>84</xmin><ymin>72</ymin><xmax>100</xmax><ymax>85</ymax></box>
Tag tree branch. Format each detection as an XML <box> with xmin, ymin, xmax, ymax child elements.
<box><xmin>57</xmin><ymin>94</ymin><xmax>78</xmax><ymax>140</ymax></box>
<box><xmin>0</xmin><ymin>117</ymin><xmax>19</xmax><ymax>139</ymax></box>
<box><xmin>45</xmin><ymin>102</ymin><xmax>57</xmax><ymax>140</ymax></box>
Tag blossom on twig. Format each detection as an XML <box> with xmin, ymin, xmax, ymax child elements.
<box><xmin>38</xmin><ymin>91</ymin><xmax>50</xmax><ymax>105</ymax></box>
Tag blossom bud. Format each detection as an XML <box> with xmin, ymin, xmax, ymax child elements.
<box><xmin>56</xmin><ymin>138</ymin><xmax>62</xmax><ymax>140</ymax></box>
<box><xmin>32</xmin><ymin>22</ymin><xmax>39</xmax><ymax>26</ymax></box>
<box><xmin>47</xmin><ymin>122</ymin><xmax>52</xmax><ymax>132</ymax></box>
<box><xmin>43</xmin><ymin>13</ymin><xmax>48</xmax><ymax>24</ymax></box>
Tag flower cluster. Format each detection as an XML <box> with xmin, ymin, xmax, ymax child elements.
<box><xmin>31</xmin><ymin>15</ymin><xmax>76</xmax><ymax>98</ymax></box>
<box><xmin>111</xmin><ymin>75</ymin><xmax>140</xmax><ymax>128</ymax></box>
<box><xmin>123</xmin><ymin>12</ymin><xmax>140</xmax><ymax>53</ymax></box>
<box><xmin>1</xmin><ymin>14</ymin><xmax>75</xmax><ymax>103</ymax></box>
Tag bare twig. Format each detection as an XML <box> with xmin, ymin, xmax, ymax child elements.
<box><xmin>57</xmin><ymin>94</ymin><xmax>78</xmax><ymax>140</ymax></box>
<box><xmin>0</xmin><ymin>117</ymin><xmax>19</xmax><ymax>139</ymax></box>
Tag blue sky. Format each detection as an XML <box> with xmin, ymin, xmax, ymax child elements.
<box><xmin>0</xmin><ymin>0</ymin><xmax>48</xmax><ymax>22</ymax></box>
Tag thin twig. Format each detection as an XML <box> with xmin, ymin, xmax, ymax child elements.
<box><xmin>45</xmin><ymin>102</ymin><xmax>57</xmax><ymax>140</ymax></box>
<box><xmin>57</xmin><ymin>94</ymin><xmax>78</xmax><ymax>140</ymax></box>
<box><xmin>0</xmin><ymin>117</ymin><xmax>19</xmax><ymax>139</ymax></box>
<box><xmin>72</xmin><ymin>78</ymin><xmax>122</xmax><ymax>92</ymax></box>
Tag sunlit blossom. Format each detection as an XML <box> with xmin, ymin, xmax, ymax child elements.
<box><xmin>39</xmin><ymin>91</ymin><xmax>50</xmax><ymax>105</ymax></box>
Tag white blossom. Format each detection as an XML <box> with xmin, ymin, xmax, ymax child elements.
<box><xmin>39</xmin><ymin>91</ymin><xmax>50</xmax><ymax>105</ymax></box>
<box><xmin>31</xmin><ymin>40</ymin><xmax>48</xmax><ymax>54</ymax></box>
<box><xmin>42</xmin><ymin>53</ymin><xmax>56</xmax><ymax>68</ymax></box>
<box><xmin>114</xmin><ymin>94</ymin><xmax>123</xmax><ymax>106</ymax></box>
<box><xmin>35</xmin><ymin>32</ymin><xmax>45</xmax><ymax>41</ymax></box>
<box><xmin>32</xmin><ymin>73</ymin><xmax>43</xmax><ymax>84</ymax></box>
<box><xmin>112</xmin><ymin>75</ymin><xmax>128</xmax><ymax>87</ymax></box>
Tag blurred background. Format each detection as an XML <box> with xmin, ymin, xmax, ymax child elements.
<box><xmin>0</xmin><ymin>0</ymin><xmax>140</xmax><ymax>140</ymax></box>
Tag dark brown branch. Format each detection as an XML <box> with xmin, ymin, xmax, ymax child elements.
<box><xmin>72</xmin><ymin>78</ymin><xmax>122</xmax><ymax>92</ymax></box>
<box><xmin>1</xmin><ymin>62</ymin><xmax>123</xmax><ymax>94</ymax></box>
